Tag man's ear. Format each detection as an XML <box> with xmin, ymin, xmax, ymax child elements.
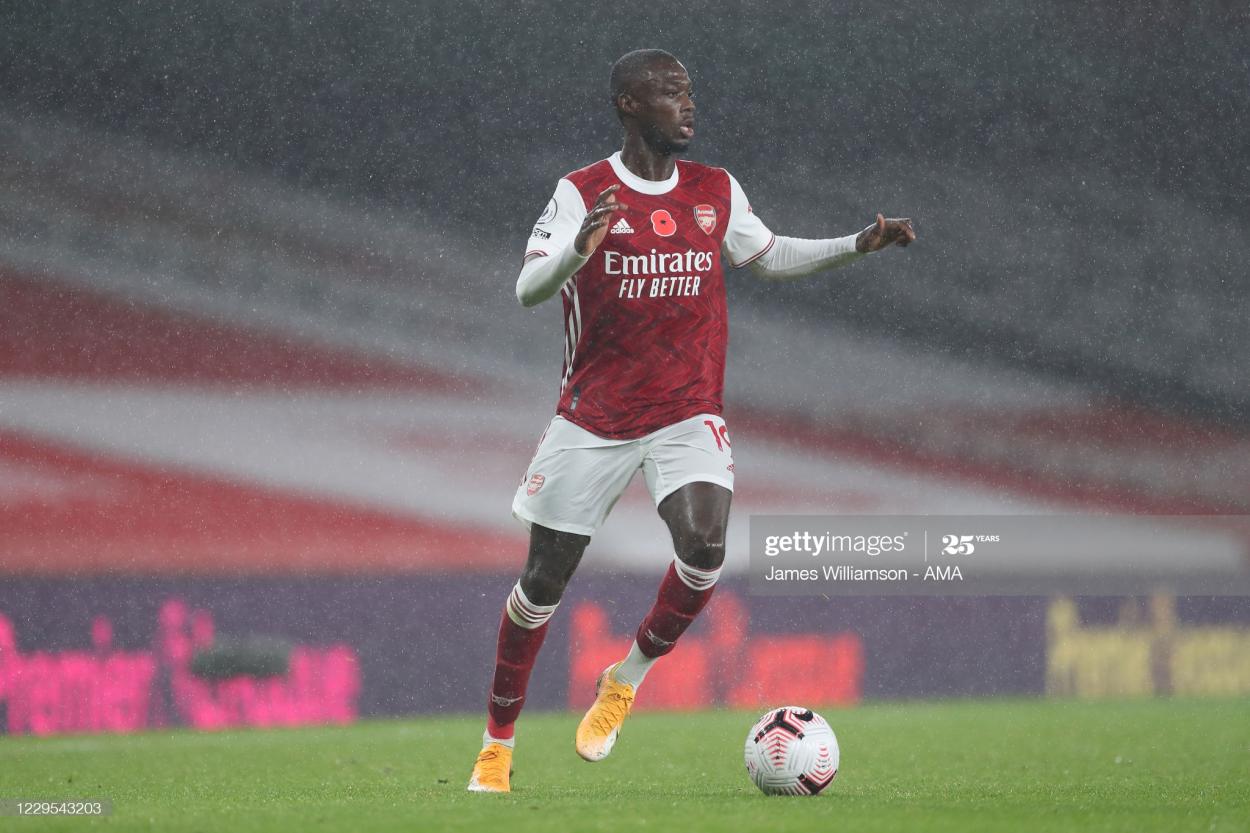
<box><xmin>617</xmin><ymin>93</ymin><xmax>639</xmax><ymax>118</ymax></box>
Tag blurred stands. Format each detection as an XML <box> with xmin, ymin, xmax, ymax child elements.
<box><xmin>0</xmin><ymin>109</ymin><xmax>1245</xmax><ymax>579</ymax></box>
<box><xmin>4</xmin><ymin>0</ymin><xmax>1246</xmax><ymax>418</ymax></box>
<box><xmin>2</xmin><ymin>2</ymin><xmax>1248</xmax><ymax>736</ymax></box>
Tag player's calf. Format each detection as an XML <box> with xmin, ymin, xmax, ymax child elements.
<box><xmin>575</xmin><ymin>557</ymin><xmax>723</xmax><ymax>762</ymax></box>
<box><xmin>620</xmin><ymin>556</ymin><xmax>722</xmax><ymax>685</ymax></box>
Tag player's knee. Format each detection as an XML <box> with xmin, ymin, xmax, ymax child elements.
<box><xmin>676</xmin><ymin>527</ymin><xmax>726</xmax><ymax>571</ymax></box>
<box><xmin>519</xmin><ymin>526</ymin><xmax>587</xmax><ymax>605</ymax></box>
<box><xmin>519</xmin><ymin>564</ymin><xmax>571</xmax><ymax>606</ymax></box>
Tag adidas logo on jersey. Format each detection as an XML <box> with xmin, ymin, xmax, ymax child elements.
<box><xmin>609</xmin><ymin>217</ymin><xmax>634</xmax><ymax>234</ymax></box>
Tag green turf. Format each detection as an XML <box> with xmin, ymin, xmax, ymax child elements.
<box><xmin>2</xmin><ymin>698</ymin><xmax>1248</xmax><ymax>832</ymax></box>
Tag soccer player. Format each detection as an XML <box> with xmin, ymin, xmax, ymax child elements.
<box><xmin>468</xmin><ymin>49</ymin><xmax>915</xmax><ymax>793</ymax></box>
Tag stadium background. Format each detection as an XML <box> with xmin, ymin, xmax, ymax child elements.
<box><xmin>1</xmin><ymin>1</ymin><xmax>1247</xmax><ymax>735</ymax></box>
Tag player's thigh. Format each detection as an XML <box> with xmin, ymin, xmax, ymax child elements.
<box><xmin>511</xmin><ymin>417</ymin><xmax>641</xmax><ymax>537</ymax></box>
<box><xmin>641</xmin><ymin>413</ymin><xmax>735</xmax><ymax>508</ymax></box>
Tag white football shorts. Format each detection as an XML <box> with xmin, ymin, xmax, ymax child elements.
<box><xmin>511</xmin><ymin>413</ymin><xmax>735</xmax><ymax>537</ymax></box>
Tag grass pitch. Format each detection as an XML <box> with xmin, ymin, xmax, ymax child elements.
<box><xmin>3</xmin><ymin>698</ymin><xmax>1248</xmax><ymax>832</ymax></box>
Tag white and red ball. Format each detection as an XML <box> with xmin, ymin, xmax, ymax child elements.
<box><xmin>744</xmin><ymin>706</ymin><xmax>840</xmax><ymax>796</ymax></box>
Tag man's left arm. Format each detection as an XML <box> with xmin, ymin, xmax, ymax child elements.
<box><xmin>722</xmin><ymin>173</ymin><xmax>915</xmax><ymax>281</ymax></box>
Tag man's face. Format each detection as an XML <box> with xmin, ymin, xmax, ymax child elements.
<box><xmin>627</xmin><ymin>60</ymin><xmax>696</xmax><ymax>154</ymax></box>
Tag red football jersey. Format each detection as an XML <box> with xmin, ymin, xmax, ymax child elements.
<box><xmin>522</xmin><ymin>153</ymin><xmax>775</xmax><ymax>439</ymax></box>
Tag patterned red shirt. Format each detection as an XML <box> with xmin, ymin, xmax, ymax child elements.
<box><xmin>522</xmin><ymin>152</ymin><xmax>775</xmax><ymax>439</ymax></box>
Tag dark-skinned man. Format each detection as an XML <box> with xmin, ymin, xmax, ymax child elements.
<box><xmin>469</xmin><ymin>49</ymin><xmax>915</xmax><ymax>793</ymax></box>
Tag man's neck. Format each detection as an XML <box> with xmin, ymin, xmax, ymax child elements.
<box><xmin>619</xmin><ymin>135</ymin><xmax>676</xmax><ymax>182</ymax></box>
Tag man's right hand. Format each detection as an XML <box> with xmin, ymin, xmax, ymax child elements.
<box><xmin>574</xmin><ymin>185</ymin><xmax>630</xmax><ymax>256</ymax></box>
<box><xmin>855</xmin><ymin>213</ymin><xmax>916</xmax><ymax>253</ymax></box>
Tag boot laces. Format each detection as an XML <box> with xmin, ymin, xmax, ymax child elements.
<box><xmin>476</xmin><ymin>747</ymin><xmax>509</xmax><ymax>781</ymax></box>
<box><xmin>591</xmin><ymin>685</ymin><xmax>634</xmax><ymax>735</ymax></box>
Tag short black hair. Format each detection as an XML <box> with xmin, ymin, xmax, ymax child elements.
<box><xmin>609</xmin><ymin>49</ymin><xmax>681</xmax><ymax>109</ymax></box>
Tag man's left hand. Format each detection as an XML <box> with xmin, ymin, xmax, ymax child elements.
<box><xmin>856</xmin><ymin>213</ymin><xmax>916</xmax><ymax>253</ymax></box>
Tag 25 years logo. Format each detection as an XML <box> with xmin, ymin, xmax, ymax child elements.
<box><xmin>940</xmin><ymin>534</ymin><xmax>1000</xmax><ymax>555</ymax></box>
<box><xmin>941</xmin><ymin>535</ymin><xmax>976</xmax><ymax>555</ymax></box>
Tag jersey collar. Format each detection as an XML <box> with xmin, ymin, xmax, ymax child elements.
<box><xmin>608</xmin><ymin>151</ymin><xmax>679</xmax><ymax>195</ymax></box>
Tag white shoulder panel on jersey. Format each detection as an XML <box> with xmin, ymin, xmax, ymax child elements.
<box><xmin>516</xmin><ymin>178</ymin><xmax>590</xmax><ymax>307</ymax></box>
<box><xmin>722</xmin><ymin>172</ymin><xmax>777</xmax><ymax>268</ymax></box>
<box><xmin>524</xmin><ymin>178</ymin><xmax>586</xmax><ymax>260</ymax></box>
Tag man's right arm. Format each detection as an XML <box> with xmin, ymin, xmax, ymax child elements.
<box><xmin>515</xmin><ymin>179</ymin><xmax>588</xmax><ymax>308</ymax></box>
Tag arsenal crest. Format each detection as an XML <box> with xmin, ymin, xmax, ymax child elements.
<box><xmin>693</xmin><ymin>204</ymin><xmax>717</xmax><ymax>235</ymax></box>
<box><xmin>526</xmin><ymin>473</ymin><xmax>546</xmax><ymax>496</ymax></box>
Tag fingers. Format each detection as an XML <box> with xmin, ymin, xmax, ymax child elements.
<box><xmin>583</xmin><ymin>201</ymin><xmax>630</xmax><ymax>228</ymax></box>
<box><xmin>591</xmin><ymin>198</ymin><xmax>630</xmax><ymax>213</ymax></box>
<box><xmin>592</xmin><ymin>185</ymin><xmax>632</xmax><ymax>211</ymax></box>
<box><xmin>588</xmin><ymin>200</ymin><xmax>632</xmax><ymax>219</ymax></box>
<box><xmin>586</xmin><ymin>204</ymin><xmax>620</xmax><ymax>220</ymax></box>
<box><xmin>590</xmin><ymin>185</ymin><xmax>638</xmax><ymax>218</ymax></box>
<box><xmin>873</xmin><ymin>215</ymin><xmax>917</xmax><ymax>248</ymax></box>
<box><xmin>894</xmin><ymin>218</ymin><xmax>916</xmax><ymax>247</ymax></box>
<box><xmin>575</xmin><ymin>188</ymin><xmax>626</xmax><ymax>257</ymax></box>
<box><xmin>575</xmin><ymin>201</ymin><xmax>616</xmax><ymax>255</ymax></box>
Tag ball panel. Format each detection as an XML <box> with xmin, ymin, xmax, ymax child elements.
<box><xmin>744</xmin><ymin>706</ymin><xmax>840</xmax><ymax>796</ymax></box>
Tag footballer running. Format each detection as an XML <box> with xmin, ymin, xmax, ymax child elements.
<box><xmin>469</xmin><ymin>49</ymin><xmax>915</xmax><ymax>792</ymax></box>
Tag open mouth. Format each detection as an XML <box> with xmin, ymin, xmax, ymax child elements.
<box><xmin>679</xmin><ymin>124</ymin><xmax>695</xmax><ymax>139</ymax></box>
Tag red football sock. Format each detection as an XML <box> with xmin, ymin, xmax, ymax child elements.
<box><xmin>485</xmin><ymin>583</ymin><xmax>557</xmax><ymax>740</ymax></box>
<box><xmin>633</xmin><ymin>560</ymin><xmax>721</xmax><ymax>660</ymax></box>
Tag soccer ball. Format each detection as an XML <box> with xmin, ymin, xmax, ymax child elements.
<box><xmin>744</xmin><ymin>706</ymin><xmax>840</xmax><ymax>796</ymax></box>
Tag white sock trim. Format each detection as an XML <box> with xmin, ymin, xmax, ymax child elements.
<box><xmin>483</xmin><ymin>730</ymin><xmax>515</xmax><ymax>749</ymax></box>
<box><xmin>673</xmin><ymin>557</ymin><xmax>722</xmax><ymax>592</ymax></box>
<box><xmin>505</xmin><ymin>582</ymin><xmax>558</xmax><ymax>629</ymax></box>
<box><xmin>613</xmin><ymin>640</ymin><xmax>658</xmax><ymax>689</ymax></box>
